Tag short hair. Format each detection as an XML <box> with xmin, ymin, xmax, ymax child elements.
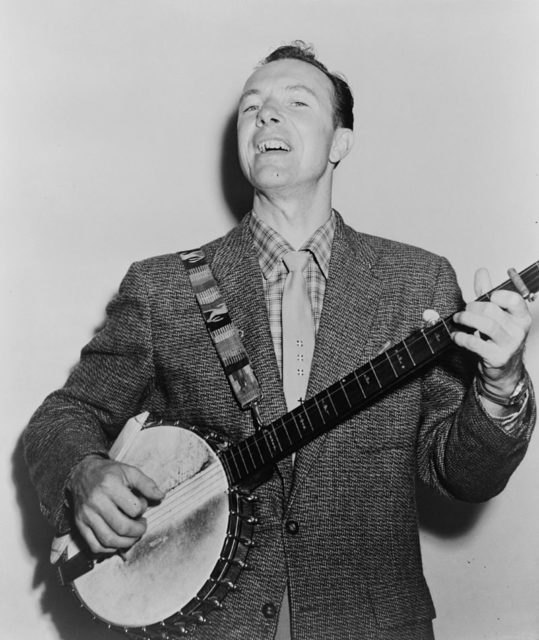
<box><xmin>262</xmin><ymin>41</ymin><xmax>354</xmax><ymax>131</ymax></box>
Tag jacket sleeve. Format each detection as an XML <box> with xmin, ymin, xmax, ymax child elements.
<box><xmin>23</xmin><ymin>261</ymin><xmax>155</xmax><ymax>533</ymax></box>
<box><xmin>415</xmin><ymin>257</ymin><xmax>536</xmax><ymax>502</ymax></box>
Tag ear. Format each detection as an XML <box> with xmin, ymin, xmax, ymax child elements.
<box><xmin>329</xmin><ymin>128</ymin><xmax>354</xmax><ymax>165</ymax></box>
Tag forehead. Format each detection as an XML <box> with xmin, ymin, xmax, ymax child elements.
<box><xmin>241</xmin><ymin>58</ymin><xmax>334</xmax><ymax>104</ymax></box>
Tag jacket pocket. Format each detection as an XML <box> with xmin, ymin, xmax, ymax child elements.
<box><xmin>368</xmin><ymin>576</ymin><xmax>436</xmax><ymax>629</ymax></box>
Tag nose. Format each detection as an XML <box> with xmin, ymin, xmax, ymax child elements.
<box><xmin>256</xmin><ymin>101</ymin><xmax>281</xmax><ymax>127</ymax></box>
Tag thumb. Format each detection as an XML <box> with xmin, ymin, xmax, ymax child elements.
<box><xmin>474</xmin><ymin>268</ymin><xmax>492</xmax><ymax>298</ymax></box>
<box><xmin>122</xmin><ymin>465</ymin><xmax>165</xmax><ymax>502</ymax></box>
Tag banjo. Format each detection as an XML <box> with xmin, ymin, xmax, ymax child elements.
<box><xmin>54</xmin><ymin>262</ymin><xmax>538</xmax><ymax>639</ymax></box>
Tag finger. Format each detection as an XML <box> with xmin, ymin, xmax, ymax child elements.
<box><xmin>78</xmin><ymin>506</ymin><xmax>146</xmax><ymax>551</ymax></box>
<box><xmin>456</xmin><ymin>295</ymin><xmax>530</xmax><ymax>334</ymax></box>
<box><xmin>474</xmin><ymin>268</ymin><xmax>492</xmax><ymax>298</ymax></box>
<box><xmin>76</xmin><ymin>521</ymin><xmax>118</xmax><ymax>555</ymax></box>
<box><xmin>453</xmin><ymin>306</ymin><xmax>510</xmax><ymax>344</ymax></box>
<box><xmin>76</xmin><ymin>511</ymin><xmax>143</xmax><ymax>554</ymax></box>
<box><xmin>508</xmin><ymin>267</ymin><xmax>534</xmax><ymax>301</ymax></box>
<box><xmin>103</xmin><ymin>501</ymin><xmax>147</xmax><ymax>539</ymax></box>
<box><xmin>451</xmin><ymin>328</ymin><xmax>493</xmax><ymax>356</ymax></box>
<box><xmin>77</xmin><ymin>488</ymin><xmax>148</xmax><ymax>540</ymax></box>
<box><xmin>111</xmin><ymin>483</ymin><xmax>150</xmax><ymax>519</ymax></box>
<box><xmin>122</xmin><ymin>465</ymin><xmax>165</xmax><ymax>503</ymax></box>
<box><xmin>450</xmin><ymin>329</ymin><xmax>509</xmax><ymax>369</ymax></box>
<box><xmin>488</xmin><ymin>289</ymin><xmax>532</xmax><ymax>321</ymax></box>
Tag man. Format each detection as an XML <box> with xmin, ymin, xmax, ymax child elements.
<box><xmin>24</xmin><ymin>43</ymin><xmax>535</xmax><ymax>640</ymax></box>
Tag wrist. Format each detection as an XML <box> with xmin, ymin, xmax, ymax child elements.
<box><xmin>475</xmin><ymin>371</ymin><xmax>529</xmax><ymax>409</ymax></box>
<box><xmin>66</xmin><ymin>453</ymin><xmax>109</xmax><ymax>494</ymax></box>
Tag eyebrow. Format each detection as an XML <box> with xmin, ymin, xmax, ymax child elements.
<box><xmin>239</xmin><ymin>88</ymin><xmax>260</xmax><ymax>104</ymax></box>
<box><xmin>239</xmin><ymin>84</ymin><xmax>318</xmax><ymax>105</ymax></box>
<box><xmin>285</xmin><ymin>84</ymin><xmax>318</xmax><ymax>98</ymax></box>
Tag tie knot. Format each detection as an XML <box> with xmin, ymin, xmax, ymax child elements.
<box><xmin>283</xmin><ymin>251</ymin><xmax>310</xmax><ymax>273</ymax></box>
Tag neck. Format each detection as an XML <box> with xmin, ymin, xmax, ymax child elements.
<box><xmin>252</xmin><ymin>186</ymin><xmax>333</xmax><ymax>249</ymax></box>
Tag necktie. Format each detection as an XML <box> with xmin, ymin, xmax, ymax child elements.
<box><xmin>274</xmin><ymin>251</ymin><xmax>315</xmax><ymax>640</ymax></box>
<box><xmin>281</xmin><ymin>251</ymin><xmax>316</xmax><ymax>411</ymax></box>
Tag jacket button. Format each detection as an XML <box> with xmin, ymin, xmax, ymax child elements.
<box><xmin>285</xmin><ymin>519</ymin><xmax>299</xmax><ymax>535</ymax></box>
<box><xmin>262</xmin><ymin>602</ymin><xmax>277</xmax><ymax>619</ymax></box>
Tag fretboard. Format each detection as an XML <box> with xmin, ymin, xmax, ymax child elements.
<box><xmin>220</xmin><ymin>261</ymin><xmax>539</xmax><ymax>486</ymax></box>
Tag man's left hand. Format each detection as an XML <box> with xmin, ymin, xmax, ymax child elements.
<box><xmin>451</xmin><ymin>268</ymin><xmax>532</xmax><ymax>397</ymax></box>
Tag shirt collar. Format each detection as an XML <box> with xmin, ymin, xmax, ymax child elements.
<box><xmin>250</xmin><ymin>210</ymin><xmax>336</xmax><ymax>281</ymax></box>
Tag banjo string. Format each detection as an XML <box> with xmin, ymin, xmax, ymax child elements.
<box><xmin>143</xmin><ymin>463</ymin><xmax>226</xmax><ymax>531</ymax></box>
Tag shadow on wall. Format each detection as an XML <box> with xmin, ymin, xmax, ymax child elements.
<box><xmin>416</xmin><ymin>480</ymin><xmax>487</xmax><ymax>537</ymax></box>
<box><xmin>9</xmin><ymin>109</ymin><xmax>250</xmax><ymax>640</ymax></box>
<box><xmin>220</xmin><ymin>110</ymin><xmax>252</xmax><ymax>224</ymax></box>
<box><xmin>13</xmin><ymin>436</ymin><xmax>119</xmax><ymax>640</ymax></box>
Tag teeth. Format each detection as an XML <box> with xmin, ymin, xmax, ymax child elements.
<box><xmin>257</xmin><ymin>139</ymin><xmax>291</xmax><ymax>153</ymax></box>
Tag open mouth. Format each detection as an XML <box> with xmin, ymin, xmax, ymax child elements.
<box><xmin>257</xmin><ymin>139</ymin><xmax>291</xmax><ymax>153</ymax></box>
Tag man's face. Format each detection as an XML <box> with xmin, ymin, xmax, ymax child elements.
<box><xmin>237</xmin><ymin>59</ymin><xmax>345</xmax><ymax>194</ymax></box>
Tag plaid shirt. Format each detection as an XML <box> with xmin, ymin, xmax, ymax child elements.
<box><xmin>249</xmin><ymin>210</ymin><xmax>335</xmax><ymax>376</ymax></box>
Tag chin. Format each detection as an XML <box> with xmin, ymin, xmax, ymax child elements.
<box><xmin>251</xmin><ymin>166</ymin><xmax>293</xmax><ymax>190</ymax></box>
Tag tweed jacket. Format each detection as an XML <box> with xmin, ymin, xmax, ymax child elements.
<box><xmin>24</xmin><ymin>212</ymin><xmax>535</xmax><ymax>640</ymax></box>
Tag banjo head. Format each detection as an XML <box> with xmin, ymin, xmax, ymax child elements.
<box><xmin>67</xmin><ymin>425</ymin><xmax>234</xmax><ymax>630</ymax></box>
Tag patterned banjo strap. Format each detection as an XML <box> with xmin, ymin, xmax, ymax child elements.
<box><xmin>180</xmin><ymin>248</ymin><xmax>263</xmax><ymax>423</ymax></box>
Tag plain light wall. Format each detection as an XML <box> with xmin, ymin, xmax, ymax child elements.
<box><xmin>2</xmin><ymin>1</ymin><xmax>539</xmax><ymax>639</ymax></box>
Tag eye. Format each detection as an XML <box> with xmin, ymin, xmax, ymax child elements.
<box><xmin>242</xmin><ymin>104</ymin><xmax>259</xmax><ymax>113</ymax></box>
<box><xmin>291</xmin><ymin>101</ymin><xmax>308</xmax><ymax>107</ymax></box>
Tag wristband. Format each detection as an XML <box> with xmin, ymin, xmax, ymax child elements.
<box><xmin>475</xmin><ymin>373</ymin><xmax>529</xmax><ymax>409</ymax></box>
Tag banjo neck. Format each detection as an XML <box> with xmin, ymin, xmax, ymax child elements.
<box><xmin>220</xmin><ymin>261</ymin><xmax>539</xmax><ymax>487</ymax></box>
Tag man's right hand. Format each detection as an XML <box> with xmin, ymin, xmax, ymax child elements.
<box><xmin>67</xmin><ymin>455</ymin><xmax>165</xmax><ymax>554</ymax></box>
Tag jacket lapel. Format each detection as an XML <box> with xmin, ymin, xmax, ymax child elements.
<box><xmin>286</xmin><ymin>214</ymin><xmax>382</xmax><ymax>511</ymax></box>
<box><xmin>210</xmin><ymin>216</ymin><xmax>288</xmax><ymax>429</ymax></box>
<box><xmin>207</xmin><ymin>213</ymin><xmax>383</xmax><ymax>507</ymax></box>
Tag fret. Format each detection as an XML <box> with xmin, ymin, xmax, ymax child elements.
<box><xmin>352</xmin><ymin>372</ymin><xmax>366</xmax><ymax>399</ymax></box>
<box><xmin>304</xmin><ymin>405</ymin><xmax>317</xmax><ymax>430</ymax></box>
<box><xmin>356</xmin><ymin>367</ymin><xmax>383</xmax><ymax>397</ymax></box>
<box><xmin>252</xmin><ymin>433</ymin><xmax>264</xmax><ymax>462</ymax></box>
<box><xmin>340</xmin><ymin>377</ymin><xmax>353</xmax><ymax>407</ymax></box>
<box><xmin>275</xmin><ymin>417</ymin><xmax>293</xmax><ymax>448</ymax></box>
<box><xmin>386</xmin><ymin>344</ymin><xmax>413</xmax><ymax>374</ymax></box>
<box><xmin>295</xmin><ymin>409</ymin><xmax>312</xmax><ymax>434</ymax></box>
<box><xmin>235</xmin><ymin>443</ymin><xmax>250</xmax><ymax>476</ymax></box>
<box><xmin>421</xmin><ymin>328</ymin><xmax>435</xmax><ymax>354</ymax></box>
<box><xmin>368</xmin><ymin>361</ymin><xmax>383</xmax><ymax>388</ymax></box>
<box><xmin>272</xmin><ymin>432</ymin><xmax>283</xmax><ymax>455</ymax></box>
<box><xmin>439</xmin><ymin>317</ymin><xmax>453</xmax><ymax>338</ymax></box>
<box><xmin>288</xmin><ymin>412</ymin><xmax>303</xmax><ymax>440</ymax></box>
<box><xmin>322</xmin><ymin>383</ymin><xmax>350</xmax><ymax>418</ymax></box>
<box><xmin>324</xmin><ymin>388</ymin><xmax>339</xmax><ymax>418</ymax></box>
<box><xmin>410</xmin><ymin>331</ymin><xmax>437</xmax><ymax>364</ymax></box>
<box><xmin>426</xmin><ymin>322</ymin><xmax>450</xmax><ymax>347</ymax></box>
<box><xmin>259</xmin><ymin>429</ymin><xmax>271</xmax><ymax>457</ymax></box>
<box><xmin>402</xmin><ymin>337</ymin><xmax>416</xmax><ymax>367</ymax></box>
<box><xmin>384</xmin><ymin>350</ymin><xmax>398</xmax><ymax>378</ymax></box>
<box><xmin>371</xmin><ymin>353</ymin><xmax>396</xmax><ymax>386</ymax></box>
<box><xmin>225</xmin><ymin>448</ymin><xmax>241</xmax><ymax>481</ymax></box>
<box><xmin>268</xmin><ymin>418</ymin><xmax>286</xmax><ymax>452</ymax></box>
<box><xmin>361</xmin><ymin>369</ymin><xmax>380</xmax><ymax>394</ymax></box>
<box><xmin>247</xmin><ymin>435</ymin><xmax>263</xmax><ymax>470</ymax></box>
<box><xmin>224</xmin><ymin>446</ymin><xmax>246</xmax><ymax>484</ymax></box>
<box><xmin>258</xmin><ymin>430</ymin><xmax>271</xmax><ymax>459</ymax></box>
<box><xmin>244</xmin><ymin>440</ymin><xmax>257</xmax><ymax>469</ymax></box>
<box><xmin>267</xmin><ymin>424</ymin><xmax>282</xmax><ymax>454</ymax></box>
<box><xmin>313</xmin><ymin>395</ymin><xmax>328</xmax><ymax>424</ymax></box>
